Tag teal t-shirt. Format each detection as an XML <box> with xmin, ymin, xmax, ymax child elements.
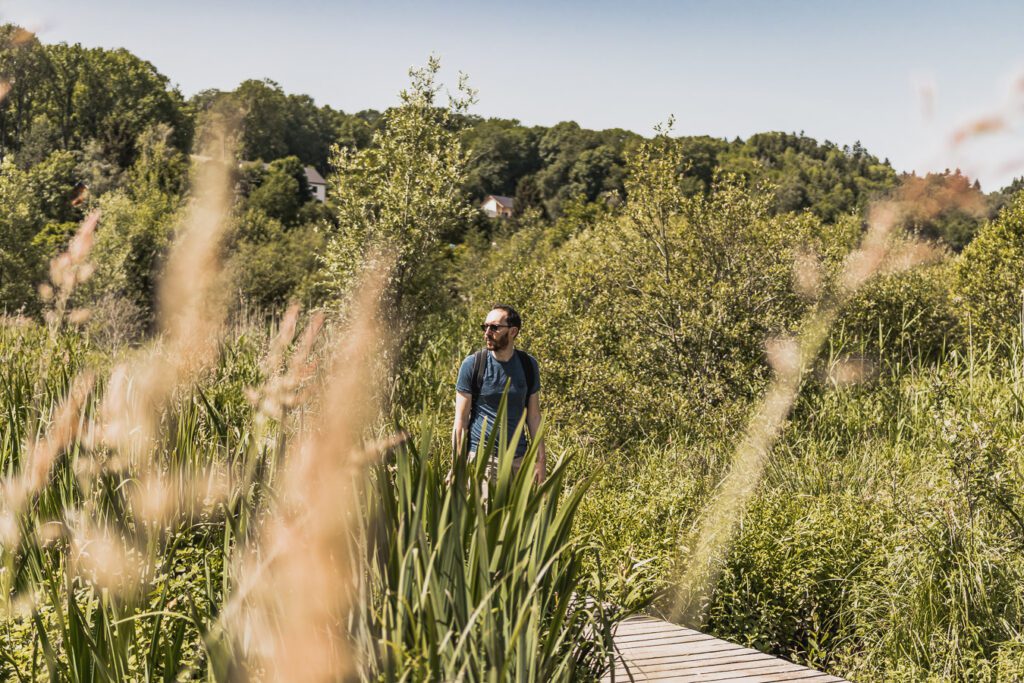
<box><xmin>456</xmin><ymin>351</ymin><xmax>540</xmax><ymax>457</ymax></box>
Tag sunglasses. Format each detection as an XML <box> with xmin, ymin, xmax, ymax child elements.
<box><xmin>480</xmin><ymin>323</ymin><xmax>512</xmax><ymax>333</ymax></box>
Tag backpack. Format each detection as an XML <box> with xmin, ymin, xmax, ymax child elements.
<box><xmin>470</xmin><ymin>348</ymin><xmax>536</xmax><ymax>409</ymax></box>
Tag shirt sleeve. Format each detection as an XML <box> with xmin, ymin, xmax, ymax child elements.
<box><xmin>529</xmin><ymin>355</ymin><xmax>541</xmax><ymax>395</ymax></box>
<box><xmin>455</xmin><ymin>355</ymin><xmax>475</xmax><ymax>394</ymax></box>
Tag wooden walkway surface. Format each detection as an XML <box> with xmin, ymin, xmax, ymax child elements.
<box><xmin>602</xmin><ymin>616</ymin><xmax>849</xmax><ymax>682</ymax></box>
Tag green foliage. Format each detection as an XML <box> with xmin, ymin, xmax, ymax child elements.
<box><xmin>363</xmin><ymin>400</ymin><xmax>626</xmax><ymax>681</ymax></box>
<box><xmin>831</xmin><ymin>263</ymin><xmax>960</xmax><ymax>369</ymax></box>
<box><xmin>898</xmin><ymin>170</ymin><xmax>988</xmax><ymax>250</ymax></box>
<box><xmin>243</xmin><ymin>155</ymin><xmax>312</xmax><ymax>225</ymax></box>
<box><xmin>13</xmin><ymin>148</ymin><xmax>86</xmax><ymax>276</ymax></box>
<box><xmin>125</xmin><ymin>123</ymin><xmax>190</xmax><ymax>199</ymax></box>
<box><xmin>532</xmin><ymin>122</ymin><xmax>640</xmax><ymax>217</ymax></box>
<box><xmin>84</xmin><ymin>185</ymin><xmax>179</xmax><ymax>318</ymax></box>
<box><xmin>69</xmin><ymin>47</ymin><xmax>190</xmax><ymax>168</ymax></box>
<box><xmin>955</xmin><ymin>193</ymin><xmax>1024</xmax><ymax>345</ymax></box>
<box><xmin>227</xmin><ymin>209</ymin><xmax>325</xmax><ymax>310</ymax></box>
<box><xmin>0</xmin><ymin>24</ymin><xmax>190</xmax><ymax>197</ymax></box>
<box><xmin>0</xmin><ymin>324</ymin><xmax>265</xmax><ymax>681</ymax></box>
<box><xmin>706</xmin><ymin>491</ymin><xmax>888</xmax><ymax>669</ymax></box>
<box><xmin>461</xmin><ymin>118</ymin><xmax>542</xmax><ymax>200</ymax></box>
<box><xmin>677</xmin><ymin>135</ymin><xmax>730</xmax><ymax>194</ymax></box>
<box><xmin>572</xmin><ymin>437</ymin><xmax>724</xmax><ymax>600</ymax></box>
<box><xmin>687</xmin><ymin>351</ymin><xmax>1024</xmax><ymax>681</ymax></box>
<box><xmin>320</xmin><ymin>57</ymin><xmax>474</xmax><ymax>327</ymax></box>
<box><xmin>0</xmin><ymin>26</ymin><xmax>51</xmax><ymax>160</ymax></box>
<box><xmin>717</xmin><ymin>133</ymin><xmax>897</xmax><ymax>222</ymax></box>
<box><xmin>27</xmin><ymin>149</ymin><xmax>82</xmax><ymax>224</ymax></box>
<box><xmin>467</xmin><ymin>143</ymin><xmax>816</xmax><ymax>448</ymax></box>
<box><xmin>0</xmin><ymin>313</ymin><xmax>613</xmax><ymax>681</ymax></box>
<box><xmin>7</xmin><ymin>30</ymin><xmax>1024</xmax><ymax>683</ymax></box>
<box><xmin>988</xmin><ymin>176</ymin><xmax>1024</xmax><ymax>217</ymax></box>
<box><xmin>190</xmin><ymin>79</ymin><xmax>379</xmax><ymax>171</ymax></box>
<box><xmin>0</xmin><ymin>158</ymin><xmax>45</xmax><ymax>313</ymax></box>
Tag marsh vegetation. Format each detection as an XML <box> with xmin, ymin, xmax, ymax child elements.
<box><xmin>1</xmin><ymin>25</ymin><xmax>1024</xmax><ymax>682</ymax></box>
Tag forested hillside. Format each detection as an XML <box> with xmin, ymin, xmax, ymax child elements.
<box><xmin>1</xmin><ymin>25</ymin><xmax>1006</xmax><ymax>322</ymax></box>
<box><xmin>3</xmin><ymin>24</ymin><xmax>1024</xmax><ymax>682</ymax></box>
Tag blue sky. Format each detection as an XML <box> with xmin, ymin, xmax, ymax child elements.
<box><xmin>5</xmin><ymin>0</ymin><xmax>1024</xmax><ymax>190</ymax></box>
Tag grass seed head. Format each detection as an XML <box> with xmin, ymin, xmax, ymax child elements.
<box><xmin>793</xmin><ymin>248</ymin><xmax>823</xmax><ymax>300</ymax></box>
<box><xmin>828</xmin><ymin>356</ymin><xmax>874</xmax><ymax>387</ymax></box>
<box><xmin>0</xmin><ymin>512</ymin><xmax>18</xmax><ymax>547</ymax></box>
<box><xmin>229</xmin><ymin>261</ymin><xmax>392</xmax><ymax>682</ymax></box>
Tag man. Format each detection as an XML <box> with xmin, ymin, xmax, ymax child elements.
<box><xmin>453</xmin><ymin>304</ymin><xmax>545</xmax><ymax>484</ymax></box>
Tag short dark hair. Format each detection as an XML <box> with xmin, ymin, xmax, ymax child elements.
<box><xmin>490</xmin><ymin>304</ymin><xmax>521</xmax><ymax>329</ymax></box>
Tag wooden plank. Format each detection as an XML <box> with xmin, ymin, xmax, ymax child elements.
<box><xmin>614</xmin><ymin>640</ymin><xmax>765</xmax><ymax>660</ymax></box>
<box><xmin>655</xmin><ymin>651</ymin><xmax>782</xmax><ymax>670</ymax></box>
<box><xmin>610</xmin><ymin>626</ymin><xmax>692</xmax><ymax>643</ymax></box>
<box><xmin>603</xmin><ymin>665</ymin><xmax>845</xmax><ymax>683</ymax></box>
<box><xmin>639</xmin><ymin>671</ymin><xmax>833</xmax><ymax>683</ymax></box>
<box><xmin>639</xmin><ymin>656</ymin><xmax>804</xmax><ymax>674</ymax></box>
<box><xmin>646</xmin><ymin>660</ymin><xmax>812</xmax><ymax>679</ymax></box>
<box><xmin>601</xmin><ymin>617</ymin><xmax>849</xmax><ymax>683</ymax></box>
<box><xmin>613</xmin><ymin>627</ymin><xmax>710</xmax><ymax>641</ymax></box>
<box><xmin>613</xmin><ymin>632</ymin><xmax>716</xmax><ymax>647</ymax></box>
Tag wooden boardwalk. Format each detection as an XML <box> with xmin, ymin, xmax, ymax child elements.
<box><xmin>602</xmin><ymin>616</ymin><xmax>849</xmax><ymax>682</ymax></box>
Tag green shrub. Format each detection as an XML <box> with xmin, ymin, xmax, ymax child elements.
<box><xmin>955</xmin><ymin>193</ymin><xmax>1024</xmax><ymax>346</ymax></box>
<box><xmin>465</xmin><ymin>177</ymin><xmax>819</xmax><ymax>450</ymax></box>
<box><xmin>830</xmin><ymin>263</ymin><xmax>959</xmax><ymax>370</ymax></box>
<box><xmin>83</xmin><ymin>186</ymin><xmax>179</xmax><ymax>319</ymax></box>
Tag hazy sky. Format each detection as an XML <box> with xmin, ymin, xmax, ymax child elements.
<box><xmin>5</xmin><ymin>0</ymin><xmax>1024</xmax><ymax>190</ymax></box>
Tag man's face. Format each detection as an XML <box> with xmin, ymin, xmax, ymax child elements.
<box><xmin>483</xmin><ymin>309</ymin><xmax>517</xmax><ymax>351</ymax></box>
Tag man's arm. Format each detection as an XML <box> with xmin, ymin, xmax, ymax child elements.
<box><xmin>452</xmin><ymin>390</ymin><xmax>472</xmax><ymax>459</ymax></box>
<box><xmin>525</xmin><ymin>391</ymin><xmax>545</xmax><ymax>483</ymax></box>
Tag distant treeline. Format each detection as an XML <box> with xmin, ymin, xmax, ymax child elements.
<box><xmin>1</xmin><ymin>23</ymin><xmax>1020</xmax><ymax>318</ymax></box>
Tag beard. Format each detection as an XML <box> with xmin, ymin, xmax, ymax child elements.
<box><xmin>486</xmin><ymin>333</ymin><xmax>510</xmax><ymax>351</ymax></box>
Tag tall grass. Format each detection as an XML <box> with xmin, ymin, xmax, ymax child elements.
<box><xmin>361</xmin><ymin>398</ymin><xmax>623</xmax><ymax>681</ymax></box>
<box><xmin>0</xmin><ymin>137</ymin><xmax>623</xmax><ymax>681</ymax></box>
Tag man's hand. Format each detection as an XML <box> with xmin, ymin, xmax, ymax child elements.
<box><xmin>534</xmin><ymin>458</ymin><xmax>546</xmax><ymax>484</ymax></box>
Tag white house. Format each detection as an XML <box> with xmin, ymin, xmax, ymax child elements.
<box><xmin>481</xmin><ymin>194</ymin><xmax>514</xmax><ymax>218</ymax></box>
<box><xmin>305</xmin><ymin>166</ymin><xmax>328</xmax><ymax>203</ymax></box>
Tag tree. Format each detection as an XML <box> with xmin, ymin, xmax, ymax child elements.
<box><xmin>462</xmin><ymin>130</ymin><xmax>820</xmax><ymax>447</ymax></box>
<box><xmin>84</xmin><ymin>184</ymin><xmax>179</xmax><ymax>318</ymax></box>
<box><xmin>0</xmin><ymin>26</ymin><xmax>52</xmax><ymax>160</ymax></box>
<box><xmin>227</xmin><ymin>209</ymin><xmax>325</xmax><ymax>311</ymax></box>
<box><xmin>232</xmin><ymin>79</ymin><xmax>290</xmax><ymax>162</ymax></box>
<box><xmin>26</xmin><ymin>149</ymin><xmax>84</xmax><ymax>257</ymax></box>
<box><xmin>40</xmin><ymin>41</ymin><xmax>86</xmax><ymax>151</ymax></box>
<box><xmin>529</xmin><ymin>122</ymin><xmax>639</xmax><ymax>217</ymax></box>
<box><xmin>125</xmin><ymin>123</ymin><xmax>190</xmax><ymax>199</ymax></box>
<box><xmin>461</xmin><ymin>118</ymin><xmax>542</xmax><ymax>200</ymax></box>
<box><xmin>282</xmin><ymin>93</ymin><xmax>339</xmax><ymax>171</ymax></box>
<box><xmin>191</xmin><ymin>81</ymin><xmax>373</xmax><ymax>172</ymax></box>
<box><xmin>889</xmin><ymin>170</ymin><xmax>988</xmax><ymax>251</ymax></box>
<box><xmin>0</xmin><ymin>158</ymin><xmax>45</xmax><ymax>311</ymax></box>
<box><xmin>677</xmin><ymin>135</ymin><xmax>729</xmax><ymax>195</ymax></box>
<box><xmin>955</xmin><ymin>193</ymin><xmax>1024</xmax><ymax>344</ymax></box>
<box><xmin>244</xmin><ymin>156</ymin><xmax>312</xmax><ymax>225</ymax></box>
<box><xmin>718</xmin><ymin>131</ymin><xmax>897</xmax><ymax>221</ymax></box>
<box><xmin>71</xmin><ymin>47</ymin><xmax>189</xmax><ymax>168</ymax></box>
<box><xmin>320</xmin><ymin>57</ymin><xmax>474</xmax><ymax>330</ymax></box>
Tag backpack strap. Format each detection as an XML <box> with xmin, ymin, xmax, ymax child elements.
<box><xmin>515</xmin><ymin>349</ymin><xmax>536</xmax><ymax>408</ymax></box>
<box><xmin>470</xmin><ymin>348</ymin><xmax>488</xmax><ymax>407</ymax></box>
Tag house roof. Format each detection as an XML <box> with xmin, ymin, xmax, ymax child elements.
<box><xmin>304</xmin><ymin>166</ymin><xmax>327</xmax><ymax>186</ymax></box>
<box><xmin>485</xmin><ymin>195</ymin><xmax>514</xmax><ymax>208</ymax></box>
